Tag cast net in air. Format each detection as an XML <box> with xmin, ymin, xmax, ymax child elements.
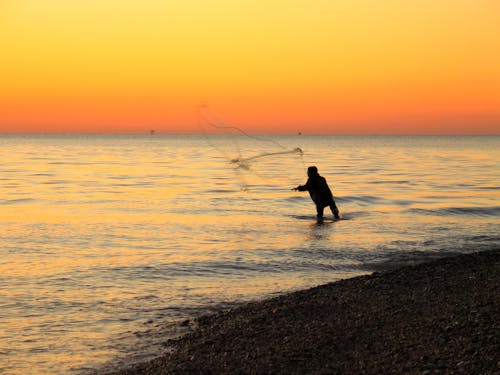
<box><xmin>197</xmin><ymin>105</ymin><xmax>306</xmax><ymax>191</ymax></box>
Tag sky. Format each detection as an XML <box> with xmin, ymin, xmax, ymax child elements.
<box><xmin>0</xmin><ymin>0</ymin><xmax>499</xmax><ymax>134</ymax></box>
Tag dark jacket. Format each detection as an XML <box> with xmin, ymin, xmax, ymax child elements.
<box><xmin>297</xmin><ymin>174</ymin><xmax>334</xmax><ymax>207</ymax></box>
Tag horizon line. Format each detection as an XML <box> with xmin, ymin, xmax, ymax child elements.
<box><xmin>1</xmin><ymin>132</ymin><xmax>499</xmax><ymax>137</ymax></box>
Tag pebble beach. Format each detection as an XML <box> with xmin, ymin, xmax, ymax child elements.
<box><xmin>109</xmin><ymin>249</ymin><xmax>499</xmax><ymax>374</ymax></box>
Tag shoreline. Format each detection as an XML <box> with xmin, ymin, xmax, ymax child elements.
<box><xmin>106</xmin><ymin>249</ymin><xmax>499</xmax><ymax>374</ymax></box>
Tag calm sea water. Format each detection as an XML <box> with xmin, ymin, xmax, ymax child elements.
<box><xmin>1</xmin><ymin>135</ymin><xmax>499</xmax><ymax>374</ymax></box>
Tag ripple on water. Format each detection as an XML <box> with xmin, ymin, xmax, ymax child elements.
<box><xmin>408</xmin><ymin>206</ymin><xmax>500</xmax><ymax>217</ymax></box>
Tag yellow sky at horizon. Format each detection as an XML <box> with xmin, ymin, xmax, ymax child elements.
<box><xmin>0</xmin><ymin>0</ymin><xmax>499</xmax><ymax>134</ymax></box>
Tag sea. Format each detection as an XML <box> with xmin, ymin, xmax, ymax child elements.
<box><xmin>1</xmin><ymin>134</ymin><xmax>499</xmax><ymax>374</ymax></box>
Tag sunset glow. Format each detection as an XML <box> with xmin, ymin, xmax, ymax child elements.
<box><xmin>1</xmin><ymin>0</ymin><xmax>499</xmax><ymax>134</ymax></box>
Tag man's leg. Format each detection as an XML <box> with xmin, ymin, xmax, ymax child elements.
<box><xmin>330</xmin><ymin>201</ymin><xmax>340</xmax><ymax>219</ymax></box>
<box><xmin>316</xmin><ymin>205</ymin><xmax>324</xmax><ymax>220</ymax></box>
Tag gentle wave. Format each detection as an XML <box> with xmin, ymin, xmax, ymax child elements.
<box><xmin>0</xmin><ymin>198</ymin><xmax>38</xmax><ymax>205</ymax></box>
<box><xmin>107</xmin><ymin>259</ymin><xmax>359</xmax><ymax>279</ymax></box>
<box><xmin>408</xmin><ymin>206</ymin><xmax>500</xmax><ymax>217</ymax></box>
<box><xmin>366</xmin><ymin>180</ymin><xmax>411</xmax><ymax>185</ymax></box>
<box><xmin>336</xmin><ymin>195</ymin><xmax>418</xmax><ymax>208</ymax></box>
<box><xmin>336</xmin><ymin>195</ymin><xmax>383</xmax><ymax>204</ymax></box>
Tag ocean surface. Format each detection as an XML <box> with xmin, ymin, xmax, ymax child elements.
<box><xmin>1</xmin><ymin>135</ymin><xmax>499</xmax><ymax>374</ymax></box>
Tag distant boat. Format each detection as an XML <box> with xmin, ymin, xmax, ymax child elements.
<box><xmin>150</xmin><ymin>130</ymin><xmax>156</xmax><ymax>135</ymax></box>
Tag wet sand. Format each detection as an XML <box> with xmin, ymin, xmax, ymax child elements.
<box><xmin>109</xmin><ymin>249</ymin><xmax>499</xmax><ymax>374</ymax></box>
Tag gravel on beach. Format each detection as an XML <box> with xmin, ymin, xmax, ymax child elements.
<box><xmin>111</xmin><ymin>249</ymin><xmax>499</xmax><ymax>374</ymax></box>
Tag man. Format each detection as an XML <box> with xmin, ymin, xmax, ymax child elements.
<box><xmin>293</xmin><ymin>166</ymin><xmax>340</xmax><ymax>220</ymax></box>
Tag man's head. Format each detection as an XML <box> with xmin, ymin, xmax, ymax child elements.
<box><xmin>307</xmin><ymin>166</ymin><xmax>318</xmax><ymax>177</ymax></box>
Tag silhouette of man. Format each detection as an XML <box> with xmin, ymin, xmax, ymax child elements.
<box><xmin>293</xmin><ymin>166</ymin><xmax>340</xmax><ymax>220</ymax></box>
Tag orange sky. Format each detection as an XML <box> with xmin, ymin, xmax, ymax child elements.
<box><xmin>1</xmin><ymin>0</ymin><xmax>499</xmax><ymax>134</ymax></box>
